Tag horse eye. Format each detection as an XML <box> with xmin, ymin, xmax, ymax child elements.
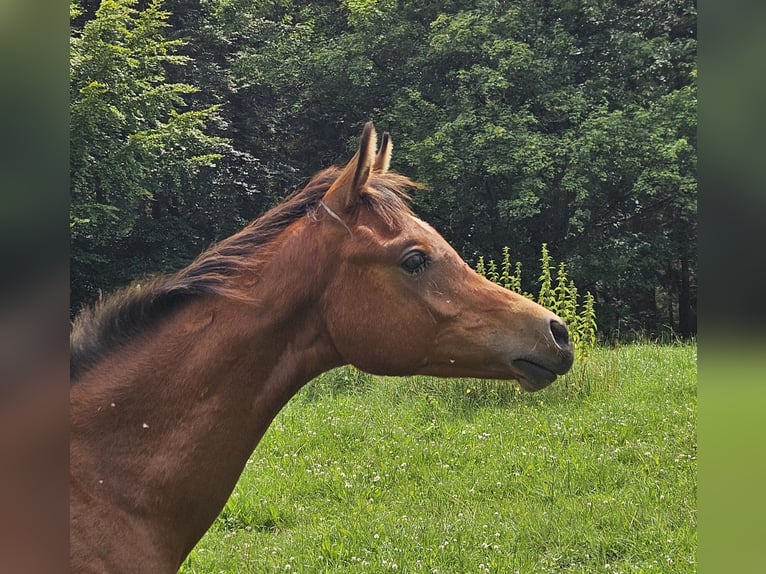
<box><xmin>401</xmin><ymin>251</ymin><xmax>430</xmax><ymax>275</ymax></box>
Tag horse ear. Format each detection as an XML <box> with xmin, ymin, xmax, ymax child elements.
<box><xmin>373</xmin><ymin>132</ymin><xmax>392</xmax><ymax>173</ymax></box>
<box><xmin>323</xmin><ymin>122</ymin><xmax>377</xmax><ymax>213</ymax></box>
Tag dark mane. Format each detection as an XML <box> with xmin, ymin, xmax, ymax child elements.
<box><xmin>70</xmin><ymin>169</ymin><xmax>416</xmax><ymax>382</ymax></box>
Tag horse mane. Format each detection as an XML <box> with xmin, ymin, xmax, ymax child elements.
<box><xmin>70</xmin><ymin>168</ymin><xmax>417</xmax><ymax>382</ymax></box>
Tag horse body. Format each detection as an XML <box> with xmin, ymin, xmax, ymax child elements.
<box><xmin>70</xmin><ymin>124</ymin><xmax>573</xmax><ymax>572</ymax></box>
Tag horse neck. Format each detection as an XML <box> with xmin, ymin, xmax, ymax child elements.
<box><xmin>70</xmin><ymin>225</ymin><xmax>342</xmax><ymax>564</ymax></box>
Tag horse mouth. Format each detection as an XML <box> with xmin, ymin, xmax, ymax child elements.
<box><xmin>512</xmin><ymin>359</ymin><xmax>559</xmax><ymax>391</ymax></box>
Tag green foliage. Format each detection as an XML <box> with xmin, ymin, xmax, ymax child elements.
<box><xmin>537</xmin><ymin>243</ymin><xmax>555</xmax><ymax>312</ymax></box>
<box><xmin>485</xmin><ymin>258</ymin><xmax>499</xmax><ymax>284</ymax></box>
<box><xmin>475</xmin><ymin>255</ymin><xmax>486</xmax><ymax>277</ymax></box>
<box><xmin>70</xmin><ymin>0</ymin><xmax>83</xmax><ymax>20</ymax></box>
<box><xmin>69</xmin><ymin>0</ymin><xmax>697</xmax><ymax>339</ymax></box>
<box><xmin>69</xmin><ymin>0</ymin><xmax>233</xmax><ymax>309</ymax></box>
<box><xmin>476</xmin><ymin>244</ymin><xmax>597</xmax><ymax>357</ymax></box>
<box><xmin>553</xmin><ymin>263</ymin><xmax>577</xmax><ymax>335</ymax></box>
<box><xmin>499</xmin><ymin>245</ymin><xmax>519</xmax><ymax>292</ymax></box>
<box><xmin>580</xmin><ymin>291</ymin><xmax>598</xmax><ymax>351</ymax></box>
<box><xmin>377</xmin><ymin>0</ymin><xmax>697</xmax><ymax>339</ymax></box>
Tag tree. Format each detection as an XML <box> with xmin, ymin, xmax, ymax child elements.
<box><xmin>70</xmin><ymin>0</ymin><xmax>229</xmax><ymax>311</ymax></box>
<box><xmin>374</xmin><ymin>0</ymin><xmax>697</xmax><ymax>337</ymax></box>
<box><xmin>70</xmin><ymin>0</ymin><xmax>697</xmax><ymax>338</ymax></box>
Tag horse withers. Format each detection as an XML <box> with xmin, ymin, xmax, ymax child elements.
<box><xmin>70</xmin><ymin>123</ymin><xmax>573</xmax><ymax>572</ymax></box>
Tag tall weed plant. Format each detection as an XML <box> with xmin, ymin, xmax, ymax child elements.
<box><xmin>476</xmin><ymin>244</ymin><xmax>597</xmax><ymax>361</ymax></box>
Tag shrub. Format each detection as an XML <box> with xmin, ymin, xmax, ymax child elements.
<box><xmin>475</xmin><ymin>244</ymin><xmax>597</xmax><ymax>359</ymax></box>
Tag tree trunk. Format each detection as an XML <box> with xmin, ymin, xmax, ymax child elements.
<box><xmin>678</xmin><ymin>254</ymin><xmax>695</xmax><ymax>337</ymax></box>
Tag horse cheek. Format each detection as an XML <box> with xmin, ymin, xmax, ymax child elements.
<box><xmin>325</xmin><ymin>299</ymin><xmax>425</xmax><ymax>375</ymax></box>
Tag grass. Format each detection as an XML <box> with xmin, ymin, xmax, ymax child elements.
<box><xmin>181</xmin><ymin>343</ymin><xmax>696</xmax><ymax>573</ymax></box>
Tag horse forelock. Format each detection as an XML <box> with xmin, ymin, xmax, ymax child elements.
<box><xmin>362</xmin><ymin>172</ymin><xmax>418</xmax><ymax>229</ymax></box>
<box><xmin>70</xmin><ymin>167</ymin><xmax>419</xmax><ymax>383</ymax></box>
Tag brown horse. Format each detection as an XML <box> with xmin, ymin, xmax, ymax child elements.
<box><xmin>70</xmin><ymin>123</ymin><xmax>573</xmax><ymax>573</ymax></box>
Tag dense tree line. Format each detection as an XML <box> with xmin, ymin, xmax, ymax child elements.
<box><xmin>70</xmin><ymin>0</ymin><xmax>697</xmax><ymax>339</ymax></box>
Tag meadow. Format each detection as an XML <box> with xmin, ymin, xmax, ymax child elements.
<box><xmin>181</xmin><ymin>343</ymin><xmax>696</xmax><ymax>573</ymax></box>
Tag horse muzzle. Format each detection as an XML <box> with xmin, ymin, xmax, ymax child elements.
<box><xmin>511</xmin><ymin>319</ymin><xmax>575</xmax><ymax>391</ymax></box>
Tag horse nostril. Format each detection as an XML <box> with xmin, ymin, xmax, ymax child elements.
<box><xmin>550</xmin><ymin>319</ymin><xmax>571</xmax><ymax>350</ymax></box>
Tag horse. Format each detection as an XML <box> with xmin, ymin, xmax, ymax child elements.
<box><xmin>70</xmin><ymin>122</ymin><xmax>574</xmax><ymax>573</ymax></box>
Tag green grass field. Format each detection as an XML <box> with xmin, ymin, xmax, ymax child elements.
<box><xmin>181</xmin><ymin>344</ymin><xmax>696</xmax><ymax>573</ymax></box>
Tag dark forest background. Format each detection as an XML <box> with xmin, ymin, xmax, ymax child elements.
<box><xmin>70</xmin><ymin>0</ymin><xmax>697</xmax><ymax>340</ymax></box>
